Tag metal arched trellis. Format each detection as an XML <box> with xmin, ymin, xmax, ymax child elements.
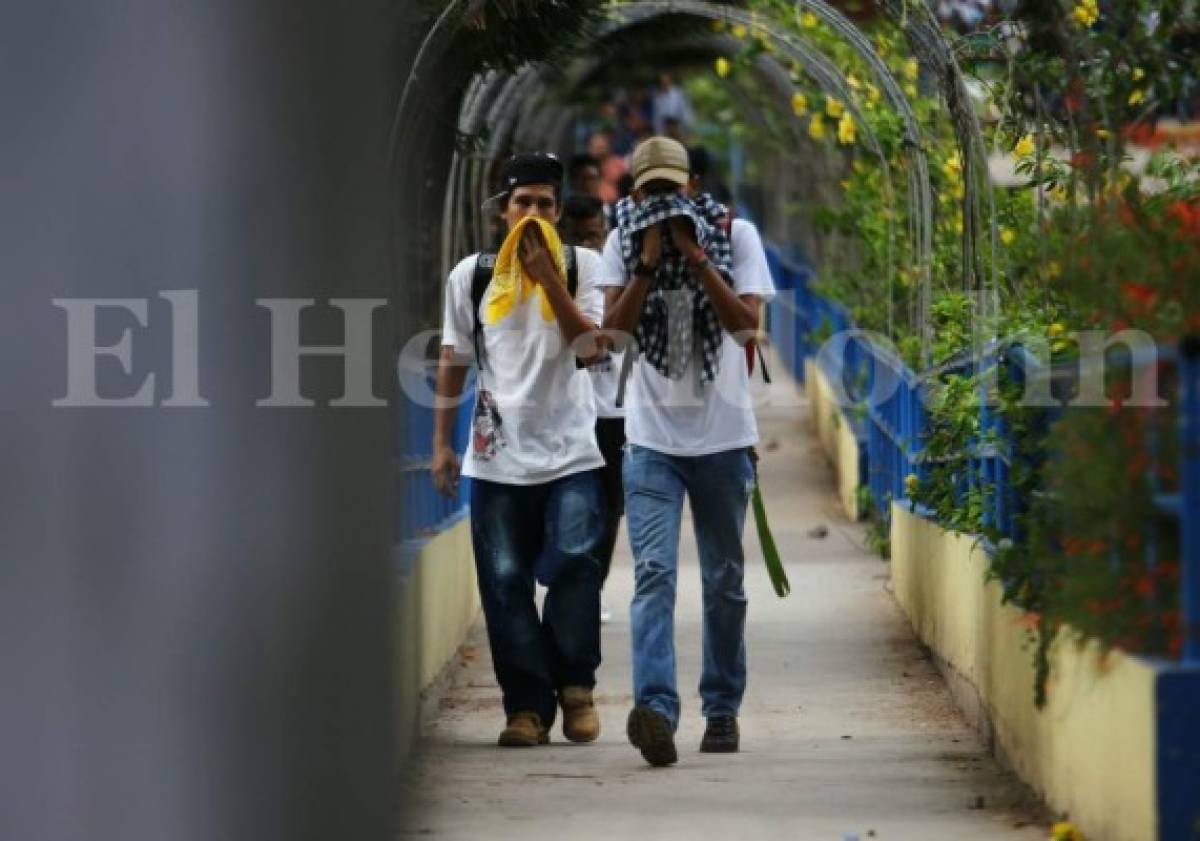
<box><xmin>392</xmin><ymin>0</ymin><xmax>1001</xmax><ymax>368</ymax></box>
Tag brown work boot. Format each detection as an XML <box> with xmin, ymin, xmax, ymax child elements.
<box><xmin>559</xmin><ymin>686</ymin><xmax>600</xmax><ymax>743</ymax></box>
<box><xmin>497</xmin><ymin>712</ymin><xmax>549</xmax><ymax>747</ymax></box>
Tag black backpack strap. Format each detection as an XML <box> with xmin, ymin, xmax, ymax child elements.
<box><xmin>470</xmin><ymin>251</ymin><xmax>497</xmax><ymax>366</ymax></box>
<box><xmin>564</xmin><ymin>245</ymin><xmax>578</xmax><ymax>298</ymax></box>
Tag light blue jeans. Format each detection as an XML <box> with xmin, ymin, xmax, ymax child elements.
<box><xmin>623</xmin><ymin>444</ymin><xmax>755</xmax><ymax>730</ymax></box>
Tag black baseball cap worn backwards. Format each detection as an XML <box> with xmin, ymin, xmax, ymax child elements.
<box><xmin>484</xmin><ymin>152</ymin><xmax>564</xmax><ymax>209</ymax></box>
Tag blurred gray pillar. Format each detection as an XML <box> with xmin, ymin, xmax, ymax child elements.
<box><xmin>0</xmin><ymin>2</ymin><xmax>409</xmax><ymax>839</ymax></box>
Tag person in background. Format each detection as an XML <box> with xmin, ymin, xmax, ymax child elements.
<box><xmin>652</xmin><ymin>72</ymin><xmax>695</xmax><ymax>137</ymax></box>
<box><xmin>567</xmin><ymin>153</ymin><xmax>603</xmax><ymax>201</ymax></box>
<box><xmin>687</xmin><ymin>148</ymin><xmax>769</xmax><ymax>281</ymax></box>
<box><xmin>587</xmin><ymin>130</ymin><xmax>628</xmax><ymax>206</ymax></box>
<box><xmin>560</xmin><ymin>194</ymin><xmax>608</xmax><ymax>252</ymax></box>
<box><xmin>558</xmin><ymin>194</ymin><xmax>623</xmax><ymax>626</ymax></box>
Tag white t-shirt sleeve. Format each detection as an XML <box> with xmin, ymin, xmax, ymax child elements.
<box><xmin>595</xmin><ymin>229</ymin><xmax>628</xmax><ymax>288</ymax></box>
<box><xmin>730</xmin><ymin>218</ymin><xmax>776</xmax><ymax>301</ymax></box>
<box><xmin>572</xmin><ymin>247</ymin><xmax>605</xmax><ymax>326</ymax></box>
<box><xmin>440</xmin><ymin>255</ymin><xmax>478</xmax><ymax>356</ymax></box>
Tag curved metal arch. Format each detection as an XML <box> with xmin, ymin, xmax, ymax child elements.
<box><xmin>873</xmin><ymin>0</ymin><xmax>1000</xmax><ymax>336</ymax></box>
<box><xmin>394</xmin><ymin>0</ymin><xmax>999</xmax><ymax>367</ymax></box>
<box><xmin>622</xmin><ymin>0</ymin><xmax>934</xmax><ymax>356</ymax></box>
<box><xmin>574</xmin><ymin>1</ymin><xmax>911</xmax><ymax>341</ymax></box>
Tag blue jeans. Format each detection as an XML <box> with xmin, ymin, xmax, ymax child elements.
<box><xmin>469</xmin><ymin>470</ymin><xmax>605</xmax><ymax>726</ymax></box>
<box><xmin>623</xmin><ymin>445</ymin><xmax>754</xmax><ymax>730</ymax></box>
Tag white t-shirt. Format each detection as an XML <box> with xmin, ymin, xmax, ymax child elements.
<box><xmin>441</xmin><ymin>248</ymin><xmax>606</xmax><ymax>485</ymax></box>
<box><xmin>596</xmin><ymin>217</ymin><xmax>776</xmax><ymax>456</ymax></box>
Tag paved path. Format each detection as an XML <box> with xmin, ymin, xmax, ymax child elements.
<box><xmin>401</xmin><ymin>383</ymin><xmax>1050</xmax><ymax>841</ymax></box>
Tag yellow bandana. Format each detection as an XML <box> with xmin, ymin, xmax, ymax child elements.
<box><xmin>484</xmin><ymin>216</ymin><xmax>567</xmax><ymax>325</ymax></box>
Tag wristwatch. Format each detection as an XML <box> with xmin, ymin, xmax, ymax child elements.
<box><xmin>633</xmin><ymin>258</ymin><xmax>658</xmax><ymax>278</ymax></box>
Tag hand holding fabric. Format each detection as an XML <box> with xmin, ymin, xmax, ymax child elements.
<box><xmin>518</xmin><ymin>222</ymin><xmax>561</xmax><ymax>288</ymax></box>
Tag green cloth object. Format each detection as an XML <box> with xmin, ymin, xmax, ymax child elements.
<box><xmin>749</xmin><ymin>448</ymin><xmax>790</xmax><ymax>598</ymax></box>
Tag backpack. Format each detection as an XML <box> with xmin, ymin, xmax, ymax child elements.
<box><xmin>470</xmin><ymin>245</ymin><xmax>578</xmax><ymax>366</ymax></box>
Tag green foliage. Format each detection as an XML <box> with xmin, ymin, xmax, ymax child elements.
<box><xmin>417</xmin><ymin>0</ymin><xmax>608</xmax><ymax>71</ymax></box>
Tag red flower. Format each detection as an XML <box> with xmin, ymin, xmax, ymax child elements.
<box><xmin>1166</xmin><ymin>200</ymin><xmax>1200</xmax><ymax>238</ymax></box>
<box><xmin>1121</xmin><ymin>282</ymin><xmax>1157</xmax><ymax>307</ymax></box>
<box><xmin>1070</xmin><ymin>150</ymin><xmax>1096</xmax><ymax>171</ymax></box>
<box><xmin>1134</xmin><ymin>576</ymin><xmax>1155</xmax><ymax>598</ymax></box>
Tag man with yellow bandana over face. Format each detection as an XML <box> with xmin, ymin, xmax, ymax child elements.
<box><xmin>432</xmin><ymin>152</ymin><xmax>608</xmax><ymax>748</ymax></box>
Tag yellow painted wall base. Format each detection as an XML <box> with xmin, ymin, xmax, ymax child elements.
<box><xmin>805</xmin><ymin>358</ymin><xmax>862</xmax><ymax>520</ymax></box>
<box><xmin>890</xmin><ymin>503</ymin><xmax>1158</xmax><ymax>841</ymax></box>
<box><xmin>394</xmin><ymin>519</ymin><xmax>479</xmax><ymax>758</ymax></box>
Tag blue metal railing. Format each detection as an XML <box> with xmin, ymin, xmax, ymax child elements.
<box><xmin>764</xmin><ymin>241</ymin><xmax>1200</xmax><ymax>664</ymax></box>
<box><xmin>394</xmin><ymin>374</ymin><xmax>474</xmax><ymax>569</ymax></box>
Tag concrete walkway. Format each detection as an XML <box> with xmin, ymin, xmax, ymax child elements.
<box><xmin>401</xmin><ymin>384</ymin><xmax>1051</xmax><ymax>840</ymax></box>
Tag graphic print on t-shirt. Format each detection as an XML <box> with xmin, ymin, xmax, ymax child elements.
<box><xmin>472</xmin><ymin>388</ymin><xmax>507</xmax><ymax>461</ymax></box>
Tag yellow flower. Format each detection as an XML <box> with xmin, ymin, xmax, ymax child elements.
<box><xmin>808</xmin><ymin>114</ymin><xmax>826</xmax><ymax>141</ymax></box>
<box><xmin>866</xmin><ymin>84</ymin><xmax>882</xmax><ymax>105</ymax></box>
<box><xmin>943</xmin><ymin>154</ymin><xmax>962</xmax><ymax>181</ymax></box>
<box><xmin>904</xmin><ymin>58</ymin><xmax>919</xmax><ymax>82</ymax></box>
<box><xmin>1096</xmin><ymin>128</ymin><xmax>1110</xmax><ymax>140</ymax></box>
<box><xmin>1046</xmin><ymin>261</ymin><xmax>1063</xmax><ymax>279</ymax></box>
<box><xmin>791</xmin><ymin>92</ymin><xmax>808</xmax><ymax>116</ymax></box>
<box><xmin>847</xmin><ymin>74</ymin><xmax>862</xmax><ymax>91</ymax></box>
<box><xmin>715</xmin><ymin>57</ymin><xmax>732</xmax><ymax>78</ymax></box>
<box><xmin>1047</xmin><ymin>322</ymin><xmax>1067</xmax><ymax>338</ymax></box>
<box><xmin>1132</xmin><ymin>67</ymin><xmax>1146</xmax><ymax>82</ymax></box>
<box><xmin>826</xmin><ymin>98</ymin><xmax>845</xmax><ymax>118</ymax></box>
<box><xmin>949</xmin><ymin>182</ymin><xmax>965</xmax><ymax>201</ymax></box>
<box><xmin>1000</xmin><ymin>227</ymin><xmax>1016</xmax><ymax>246</ymax></box>
<box><xmin>1052</xmin><ymin>338</ymin><xmax>1072</xmax><ymax>355</ymax></box>
<box><xmin>731</xmin><ymin>23</ymin><xmax>748</xmax><ymax>39</ymax></box>
<box><xmin>801</xmin><ymin>11</ymin><xmax>819</xmax><ymax>28</ymax></box>
<box><xmin>952</xmin><ymin>216</ymin><xmax>964</xmax><ymax>235</ymax></box>
<box><xmin>838</xmin><ymin>113</ymin><xmax>856</xmax><ymax>145</ymax></box>
<box><xmin>1129</xmin><ymin>88</ymin><xmax>1145</xmax><ymax>106</ymax></box>
<box><xmin>1014</xmin><ymin>134</ymin><xmax>1035</xmax><ymax>158</ymax></box>
<box><xmin>1070</xmin><ymin>0</ymin><xmax>1099</xmax><ymax>28</ymax></box>
<box><xmin>904</xmin><ymin>82</ymin><xmax>918</xmax><ymax>100</ymax></box>
<box><xmin>1049</xmin><ymin>185</ymin><xmax>1068</xmax><ymax>203</ymax></box>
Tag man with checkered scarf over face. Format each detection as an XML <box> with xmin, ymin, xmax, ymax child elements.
<box><xmin>597</xmin><ymin>137</ymin><xmax>775</xmax><ymax>767</ymax></box>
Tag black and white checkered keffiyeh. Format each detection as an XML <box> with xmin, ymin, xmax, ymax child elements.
<box><xmin>614</xmin><ymin>192</ymin><xmax>734</xmax><ymax>382</ymax></box>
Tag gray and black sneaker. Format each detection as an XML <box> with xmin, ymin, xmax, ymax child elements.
<box><xmin>699</xmin><ymin>716</ymin><xmax>739</xmax><ymax>753</ymax></box>
<box><xmin>626</xmin><ymin>705</ymin><xmax>677</xmax><ymax>767</ymax></box>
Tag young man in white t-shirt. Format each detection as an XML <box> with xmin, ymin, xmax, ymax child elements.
<box><xmin>432</xmin><ymin>153</ymin><xmax>607</xmax><ymax>748</ymax></box>
<box><xmin>598</xmin><ymin>137</ymin><xmax>775</xmax><ymax>767</ymax></box>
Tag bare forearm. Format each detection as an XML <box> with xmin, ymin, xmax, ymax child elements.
<box><xmin>602</xmin><ymin>274</ymin><xmax>652</xmax><ymax>338</ymax></box>
<box><xmin>695</xmin><ymin>262</ymin><xmax>758</xmax><ymax>341</ymax></box>
<box><xmin>433</xmin><ymin>349</ymin><xmax>469</xmax><ymax>450</ymax></box>
<box><xmin>538</xmin><ymin>275</ymin><xmax>599</xmax><ymax>351</ymax></box>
